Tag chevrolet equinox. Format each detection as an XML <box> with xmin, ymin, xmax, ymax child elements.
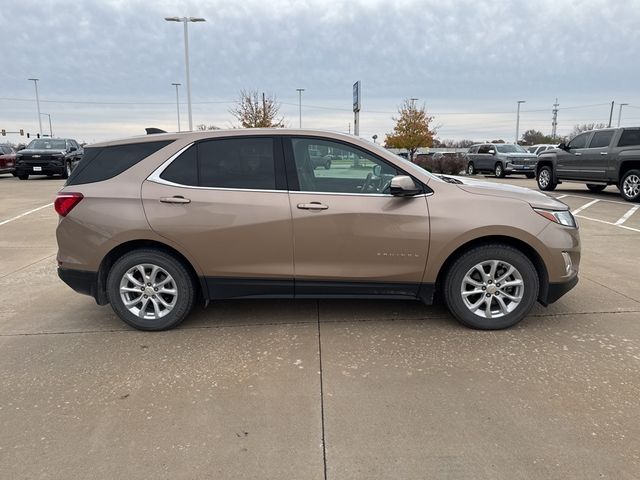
<box><xmin>55</xmin><ymin>129</ymin><xmax>580</xmax><ymax>331</ymax></box>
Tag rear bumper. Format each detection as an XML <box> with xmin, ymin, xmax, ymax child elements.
<box><xmin>539</xmin><ymin>275</ymin><xmax>579</xmax><ymax>306</ymax></box>
<box><xmin>58</xmin><ymin>267</ymin><xmax>100</xmax><ymax>301</ymax></box>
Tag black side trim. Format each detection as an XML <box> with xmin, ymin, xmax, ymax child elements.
<box><xmin>203</xmin><ymin>277</ymin><xmax>433</xmax><ymax>302</ymax></box>
<box><xmin>539</xmin><ymin>276</ymin><xmax>579</xmax><ymax>306</ymax></box>
<box><xmin>206</xmin><ymin>277</ymin><xmax>294</xmax><ymax>299</ymax></box>
<box><xmin>58</xmin><ymin>268</ymin><xmax>99</xmax><ymax>302</ymax></box>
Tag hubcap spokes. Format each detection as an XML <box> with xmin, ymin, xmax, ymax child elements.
<box><xmin>119</xmin><ymin>263</ymin><xmax>177</xmax><ymax>320</ymax></box>
<box><xmin>539</xmin><ymin>170</ymin><xmax>549</xmax><ymax>187</ymax></box>
<box><xmin>623</xmin><ymin>175</ymin><xmax>640</xmax><ymax>198</ymax></box>
<box><xmin>461</xmin><ymin>260</ymin><xmax>524</xmax><ymax>319</ymax></box>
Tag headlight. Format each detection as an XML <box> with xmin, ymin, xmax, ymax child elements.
<box><xmin>534</xmin><ymin>208</ymin><xmax>577</xmax><ymax>228</ymax></box>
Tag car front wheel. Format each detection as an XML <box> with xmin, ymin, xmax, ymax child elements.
<box><xmin>620</xmin><ymin>170</ymin><xmax>640</xmax><ymax>202</ymax></box>
<box><xmin>443</xmin><ymin>244</ymin><xmax>539</xmax><ymax>329</ymax></box>
<box><xmin>467</xmin><ymin>162</ymin><xmax>476</xmax><ymax>175</ymax></box>
<box><xmin>494</xmin><ymin>163</ymin><xmax>505</xmax><ymax>178</ymax></box>
<box><xmin>107</xmin><ymin>249</ymin><xmax>196</xmax><ymax>331</ymax></box>
<box><xmin>18</xmin><ymin>174</ymin><xmax>29</xmax><ymax>180</ymax></box>
<box><xmin>537</xmin><ymin>166</ymin><xmax>557</xmax><ymax>191</ymax></box>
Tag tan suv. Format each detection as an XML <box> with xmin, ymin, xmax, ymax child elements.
<box><xmin>55</xmin><ymin>129</ymin><xmax>580</xmax><ymax>331</ymax></box>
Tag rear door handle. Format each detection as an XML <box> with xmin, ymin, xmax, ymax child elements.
<box><xmin>600</xmin><ymin>152</ymin><xmax>608</xmax><ymax>155</ymax></box>
<box><xmin>574</xmin><ymin>152</ymin><xmax>582</xmax><ymax>156</ymax></box>
<box><xmin>160</xmin><ymin>196</ymin><xmax>191</xmax><ymax>204</ymax></box>
<box><xmin>297</xmin><ymin>202</ymin><xmax>328</xmax><ymax>210</ymax></box>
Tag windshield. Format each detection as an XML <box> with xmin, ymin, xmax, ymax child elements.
<box><xmin>27</xmin><ymin>139</ymin><xmax>67</xmax><ymax>150</ymax></box>
<box><xmin>495</xmin><ymin>144</ymin><xmax>527</xmax><ymax>153</ymax></box>
<box><xmin>367</xmin><ymin>142</ymin><xmax>444</xmax><ymax>183</ymax></box>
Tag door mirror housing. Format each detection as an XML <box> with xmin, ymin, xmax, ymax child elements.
<box><xmin>488</xmin><ymin>149</ymin><xmax>496</xmax><ymax>155</ymax></box>
<box><xmin>390</xmin><ymin>175</ymin><xmax>421</xmax><ymax>197</ymax></box>
<box><xmin>558</xmin><ymin>142</ymin><xmax>567</xmax><ymax>150</ymax></box>
<box><xmin>69</xmin><ymin>146</ymin><xmax>77</xmax><ymax>152</ymax></box>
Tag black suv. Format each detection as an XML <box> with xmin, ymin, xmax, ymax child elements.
<box><xmin>536</xmin><ymin>127</ymin><xmax>640</xmax><ymax>202</ymax></box>
<box><xmin>15</xmin><ymin>138</ymin><xmax>83</xmax><ymax>180</ymax></box>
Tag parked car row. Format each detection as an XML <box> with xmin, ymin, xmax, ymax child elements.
<box><xmin>0</xmin><ymin>138</ymin><xmax>83</xmax><ymax>179</ymax></box>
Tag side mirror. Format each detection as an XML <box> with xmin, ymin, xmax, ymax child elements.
<box><xmin>390</xmin><ymin>175</ymin><xmax>421</xmax><ymax>197</ymax></box>
<box><xmin>372</xmin><ymin>164</ymin><xmax>382</xmax><ymax>176</ymax></box>
<box><xmin>69</xmin><ymin>146</ymin><xmax>77</xmax><ymax>152</ymax></box>
<box><xmin>488</xmin><ymin>149</ymin><xmax>496</xmax><ymax>155</ymax></box>
<box><xmin>558</xmin><ymin>143</ymin><xmax>567</xmax><ymax>150</ymax></box>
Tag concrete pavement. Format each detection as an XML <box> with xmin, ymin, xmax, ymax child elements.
<box><xmin>0</xmin><ymin>174</ymin><xmax>638</xmax><ymax>479</ymax></box>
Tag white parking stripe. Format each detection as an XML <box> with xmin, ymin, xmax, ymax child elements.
<box><xmin>571</xmin><ymin>199</ymin><xmax>600</xmax><ymax>215</ymax></box>
<box><xmin>556</xmin><ymin>194</ymin><xmax>568</xmax><ymax>199</ymax></box>
<box><xmin>0</xmin><ymin>203</ymin><xmax>53</xmax><ymax>227</ymax></box>
<box><xmin>614</xmin><ymin>205</ymin><xmax>640</xmax><ymax>225</ymax></box>
<box><xmin>576</xmin><ymin>214</ymin><xmax>640</xmax><ymax>233</ymax></box>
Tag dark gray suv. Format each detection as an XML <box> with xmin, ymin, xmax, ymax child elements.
<box><xmin>466</xmin><ymin>143</ymin><xmax>538</xmax><ymax>178</ymax></box>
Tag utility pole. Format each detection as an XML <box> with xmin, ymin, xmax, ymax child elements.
<box><xmin>551</xmin><ymin>98</ymin><xmax>559</xmax><ymax>139</ymax></box>
<box><xmin>165</xmin><ymin>16</ymin><xmax>206</xmax><ymax>131</ymax></box>
<box><xmin>28</xmin><ymin>78</ymin><xmax>42</xmax><ymax>136</ymax></box>
<box><xmin>608</xmin><ymin>101</ymin><xmax>614</xmax><ymax>128</ymax></box>
<box><xmin>617</xmin><ymin>103</ymin><xmax>629</xmax><ymax>127</ymax></box>
<box><xmin>515</xmin><ymin>100</ymin><xmax>526</xmax><ymax>144</ymax></box>
<box><xmin>172</xmin><ymin>83</ymin><xmax>181</xmax><ymax>131</ymax></box>
<box><xmin>41</xmin><ymin>113</ymin><xmax>53</xmax><ymax>137</ymax></box>
<box><xmin>296</xmin><ymin>88</ymin><xmax>304</xmax><ymax>128</ymax></box>
<box><xmin>353</xmin><ymin>81</ymin><xmax>361</xmax><ymax>136</ymax></box>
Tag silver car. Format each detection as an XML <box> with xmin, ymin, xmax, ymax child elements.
<box><xmin>466</xmin><ymin>143</ymin><xmax>538</xmax><ymax>178</ymax></box>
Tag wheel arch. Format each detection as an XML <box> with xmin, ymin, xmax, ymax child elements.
<box><xmin>433</xmin><ymin>235</ymin><xmax>549</xmax><ymax>305</ymax></box>
<box><xmin>618</xmin><ymin>158</ymin><xmax>640</xmax><ymax>179</ymax></box>
<box><xmin>95</xmin><ymin>239</ymin><xmax>205</xmax><ymax>306</ymax></box>
<box><xmin>536</xmin><ymin>156</ymin><xmax>556</xmax><ymax>177</ymax></box>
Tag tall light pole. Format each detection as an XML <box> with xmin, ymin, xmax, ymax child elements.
<box><xmin>40</xmin><ymin>113</ymin><xmax>53</xmax><ymax>137</ymax></box>
<box><xmin>165</xmin><ymin>16</ymin><xmax>206</xmax><ymax>131</ymax></box>
<box><xmin>171</xmin><ymin>83</ymin><xmax>182</xmax><ymax>131</ymax></box>
<box><xmin>28</xmin><ymin>78</ymin><xmax>42</xmax><ymax>136</ymax></box>
<box><xmin>515</xmin><ymin>100</ymin><xmax>526</xmax><ymax>144</ymax></box>
<box><xmin>296</xmin><ymin>88</ymin><xmax>305</xmax><ymax>128</ymax></box>
<box><xmin>617</xmin><ymin>103</ymin><xmax>629</xmax><ymax>127</ymax></box>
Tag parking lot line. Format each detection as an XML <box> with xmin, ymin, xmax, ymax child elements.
<box><xmin>0</xmin><ymin>203</ymin><xmax>53</xmax><ymax>227</ymax></box>
<box><xmin>576</xmin><ymin>214</ymin><xmax>640</xmax><ymax>233</ymax></box>
<box><xmin>571</xmin><ymin>199</ymin><xmax>600</xmax><ymax>215</ymax></box>
<box><xmin>614</xmin><ymin>205</ymin><xmax>639</xmax><ymax>225</ymax></box>
<box><xmin>556</xmin><ymin>194</ymin><xmax>568</xmax><ymax>199</ymax></box>
<box><xmin>553</xmin><ymin>193</ymin><xmax>629</xmax><ymax>206</ymax></box>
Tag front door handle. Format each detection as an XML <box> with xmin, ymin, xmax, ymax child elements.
<box><xmin>574</xmin><ymin>152</ymin><xmax>582</xmax><ymax>156</ymax></box>
<box><xmin>600</xmin><ymin>152</ymin><xmax>608</xmax><ymax>155</ymax></box>
<box><xmin>297</xmin><ymin>202</ymin><xmax>328</xmax><ymax>210</ymax></box>
<box><xmin>160</xmin><ymin>196</ymin><xmax>191</xmax><ymax>204</ymax></box>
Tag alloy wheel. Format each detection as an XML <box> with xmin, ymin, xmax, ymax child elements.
<box><xmin>538</xmin><ymin>169</ymin><xmax>550</xmax><ymax>188</ymax></box>
<box><xmin>119</xmin><ymin>263</ymin><xmax>177</xmax><ymax>319</ymax></box>
<box><xmin>460</xmin><ymin>260</ymin><xmax>524</xmax><ymax>319</ymax></box>
<box><xmin>623</xmin><ymin>174</ymin><xmax>640</xmax><ymax>199</ymax></box>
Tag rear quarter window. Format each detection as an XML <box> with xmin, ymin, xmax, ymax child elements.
<box><xmin>618</xmin><ymin>129</ymin><xmax>640</xmax><ymax>147</ymax></box>
<box><xmin>66</xmin><ymin>140</ymin><xmax>172</xmax><ymax>186</ymax></box>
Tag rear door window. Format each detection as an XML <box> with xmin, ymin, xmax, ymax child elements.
<box><xmin>588</xmin><ymin>130</ymin><xmax>614</xmax><ymax>148</ymax></box>
<box><xmin>197</xmin><ymin>137</ymin><xmax>276</xmax><ymax>190</ymax></box>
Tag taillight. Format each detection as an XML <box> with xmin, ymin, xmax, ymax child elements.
<box><xmin>54</xmin><ymin>192</ymin><xmax>84</xmax><ymax>217</ymax></box>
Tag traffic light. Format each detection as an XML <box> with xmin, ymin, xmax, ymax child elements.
<box><xmin>20</xmin><ymin>129</ymin><xmax>24</xmax><ymax>136</ymax></box>
<box><xmin>1</xmin><ymin>129</ymin><xmax>5</xmax><ymax>136</ymax></box>
<box><xmin>37</xmin><ymin>133</ymin><xmax>40</xmax><ymax>139</ymax></box>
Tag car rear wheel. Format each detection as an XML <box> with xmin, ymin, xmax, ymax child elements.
<box><xmin>537</xmin><ymin>165</ymin><xmax>557</xmax><ymax>191</ymax></box>
<box><xmin>586</xmin><ymin>184</ymin><xmax>606</xmax><ymax>192</ymax></box>
<box><xmin>324</xmin><ymin>159</ymin><xmax>332</xmax><ymax>170</ymax></box>
<box><xmin>467</xmin><ymin>162</ymin><xmax>476</xmax><ymax>175</ymax></box>
<box><xmin>107</xmin><ymin>249</ymin><xmax>196</xmax><ymax>331</ymax></box>
<box><xmin>620</xmin><ymin>170</ymin><xmax>640</xmax><ymax>202</ymax></box>
<box><xmin>494</xmin><ymin>162</ymin><xmax>505</xmax><ymax>178</ymax></box>
<box><xmin>18</xmin><ymin>174</ymin><xmax>29</xmax><ymax>180</ymax></box>
<box><xmin>443</xmin><ymin>244</ymin><xmax>539</xmax><ymax>330</ymax></box>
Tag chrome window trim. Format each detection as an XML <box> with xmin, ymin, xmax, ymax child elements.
<box><xmin>147</xmin><ymin>142</ymin><xmax>434</xmax><ymax>197</ymax></box>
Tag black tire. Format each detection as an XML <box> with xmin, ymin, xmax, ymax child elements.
<box><xmin>324</xmin><ymin>160</ymin><xmax>331</xmax><ymax>170</ymax></box>
<box><xmin>106</xmin><ymin>249</ymin><xmax>196</xmax><ymax>331</ymax></box>
<box><xmin>18</xmin><ymin>174</ymin><xmax>29</xmax><ymax>180</ymax></box>
<box><xmin>619</xmin><ymin>170</ymin><xmax>640</xmax><ymax>202</ymax></box>
<box><xmin>494</xmin><ymin>162</ymin><xmax>505</xmax><ymax>178</ymax></box>
<box><xmin>526</xmin><ymin>173</ymin><xmax>535</xmax><ymax>179</ymax></box>
<box><xmin>537</xmin><ymin>165</ymin><xmax>557</xmax><ymax>191</ymax></box>
<box><xmin>443</xmin><ymin>244</ymin><xmax>539</xmax><ymax>330</ymax></box>
<box><xmin>467</xmin><ymin>162</ymin><xmax>476</xmax><ymax>175</ymax></box>
<box><xmin>61</xmin><ymin>161</ymin><xmax>71</xmax><ymax>179</ymax></box>
<box><xmin>586</xmin><ymin>184</ymin><xmax>606</xmax><ymax>192</ymax></box>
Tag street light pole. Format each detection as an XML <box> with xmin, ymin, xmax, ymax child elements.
<box><xmin>617</xmin><ymin>103</ymin><xmax>629</xmax><ymax>127</ymax></box>
<box><xmin>41</xmin><ymin>113</ymin><xmax>53</xmax><ymax>137</ymax></box>
<box><xmin>28</xmin><ymin>78</ymin><xmax>43</xmax><ymax>136</ymax></box>
<box><xmin>515</xmin><ymin>100</ymin><xmax>526</xmax><ymax>144</ymax></box>
<box><xmin>296</xmin><ymin>88</ymin><xmax>305</xmax><ymax>128</ymax></box>
<box><xmin>172</xmin><ymin>83</ymin><xmax>182</xmax><ymax>131</ymax></box>
<box><xmin>165</xmin><ymin>16</ymin><xmax>206</xmax><ymax>131</ymax></box>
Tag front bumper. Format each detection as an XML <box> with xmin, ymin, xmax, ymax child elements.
<box><xmin>505</xmin><ymin>163</ymin><xmax>537</xmax><ymax>174</ymax></box>
<box><xmin>539</xmin><ymin>275</ymin><xmax>579</xmax><ymax>306</ymax></box>
<box><xmin>15</xmin><ymin>162</ymin><xmax>65</xmax><ymax>175</ymax></box>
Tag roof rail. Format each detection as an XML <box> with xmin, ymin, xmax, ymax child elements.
<box><xmin>145</xmin><ymin>128</ymin><xmax>167</xmax><ymax>135</ymax></box>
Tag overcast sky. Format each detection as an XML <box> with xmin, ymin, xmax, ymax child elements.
<box><xmin>2</xmin><ymin>0</ymin><xmax>640</xmax><ymax>144</ymax></box>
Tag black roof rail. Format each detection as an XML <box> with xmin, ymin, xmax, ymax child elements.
<box><xmin>145</xmin><ymin>128</ymin><xmax>167</xmax><ymax>135</ymax></box>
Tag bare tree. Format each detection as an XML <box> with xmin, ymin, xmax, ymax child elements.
<box><xmin>229</xmin><ymin>90</ymin><xmax>285</xmax><ymax>128</ymax></box>
<box><xmin>568</xmin><ymin>123</ymin><xmax>607</xmax><ymax>139</ymax></box>
<box><xmin>196</xmin><ymin>124</ymin><xmax>220</xmax><ymax>131</ymax></box>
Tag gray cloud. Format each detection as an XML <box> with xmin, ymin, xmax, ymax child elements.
<box><xmin>2</xmin><ymin>0</ymin><xmax>640</xmax><ymax>143</ymax></box>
